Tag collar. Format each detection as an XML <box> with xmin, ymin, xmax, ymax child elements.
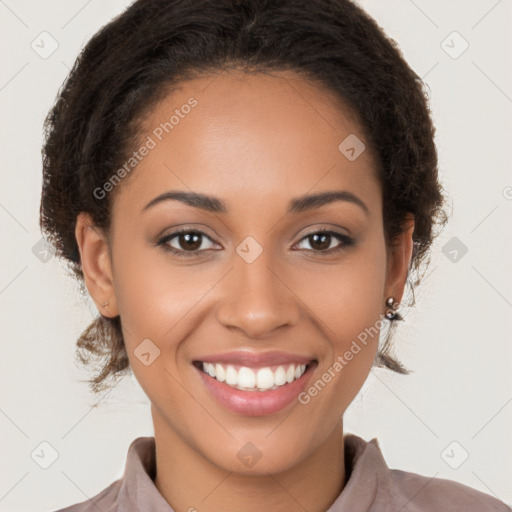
<box><xmin>114</xmin><ymin>432</ymin><xmax>390</xmax><ymax>511</ymax></box>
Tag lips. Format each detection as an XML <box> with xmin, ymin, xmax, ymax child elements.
<box><xmin>193</xmin><ymin>351</ymin><xmax>317</xmax><ymax>416</ymax></box>
<box><xmin>195</xmin><ymin>361</ymin><xmax>309</xmax><ymax>391</ymax></box>
<box><xmin>195</xmin><ymin>350</ymin><xmax>314</xmax><ymax>368</ymax></box>
<box><xmin>193</xmin><ymin>350</ymin><xmax>316</xmax><ymax>390</ymax></box>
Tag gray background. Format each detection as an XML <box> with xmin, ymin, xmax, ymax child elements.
<box><xmin>0</xmin><ymin>0</ymin><xmax>511</xmax><ymax>510</ymax></box>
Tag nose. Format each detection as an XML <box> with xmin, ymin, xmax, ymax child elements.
<box><xmin>216</xmin><ymin>247</ymin><xmax>300</xmax><ymax>339</ymax></box>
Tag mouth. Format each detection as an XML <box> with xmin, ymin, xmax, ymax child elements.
<box><xmin>193</xmin><ymin>360</ymin><xmax>315</xmax><ymax>392</ymax></box>
<box><xmin>192</xmin><ymin>352</ymin><xmax>318</xmax><ymax>416</ymax></box>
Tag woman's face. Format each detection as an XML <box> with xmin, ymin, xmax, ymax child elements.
<box><xmin>77</xmin><ymin>69</ymin><xmax>411</xmax><ymax>474</ymax></box>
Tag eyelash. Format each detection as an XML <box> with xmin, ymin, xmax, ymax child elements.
<box><xmin>156</xmin><ymin>228</ymin><xmax>355</xmax><ymax>258</ymax></box>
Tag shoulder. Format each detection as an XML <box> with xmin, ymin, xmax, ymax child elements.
<box><xmin>388</xmin><ymin>468</ymin><xmax>511</xmax><ymax>512</ymax></box>
<box><xmin>51</xmin><ymin>436</ymin><xmax>159</xmax><ymax>512</ymax></box>
<box><xmin>51</xmin><ymin>478</ymin><xmax>121</xmax><ymax>512</ymax></box>
<box><xmin>341</xmin><ymin>433</ymin><xmax>510</xmax><ymax>512</ymax></box>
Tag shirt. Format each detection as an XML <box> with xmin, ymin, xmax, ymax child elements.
<box><xmin>53</xmin><ymin>434</ymin><xmax>511</xmax><ymax>512</ymax></box>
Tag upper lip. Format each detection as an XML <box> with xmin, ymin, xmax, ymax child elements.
<box><xmin>194</xmin><ymin>350</ymin><xmax>316</xmax><ymax>367</ymax></box>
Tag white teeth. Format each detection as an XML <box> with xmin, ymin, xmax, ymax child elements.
<box><xmin>201</xmin><ymin>362</ymin><xmax>309</xmax><ymax>391</ymax></box>
<box><xmin>215</xmin><ymin>363</ymin><xmax>225</xmax><ymax>382</ymax></box>
<box><xmin>274</xmin><ymin>366</ymin><xmax>287</xmax><ymax>386</ymax></box>
<box><xmin>225</xmin><ymin>365</ymin><xmax>238</xmax><ymax>386</ymax></box>
<box><xmin>256</xmin><ymin>368</ymin><xmax>274</xmax><ymax>390</ymax></box>
<box><xmin>238</xmin><ymin>367</ymin><xmax>256</xmax><ymax>388</ymax></box>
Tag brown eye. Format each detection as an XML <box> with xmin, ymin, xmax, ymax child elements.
<box><xmin>158</xmin><ymin>230</ymin><xmax>217</xmax><ymax>255</ymax></box>
<box><xmin>307</xmin><ymin>233</ymin><xmax>332</xmax><ymax>251</ymax></box>
<box><xmin>176</xmin><ymin>231</ymin><xmax>203</xmax><ymax>251</ymax></box>
<box><xmin>295</xmin><ymin>231</ymin><xmax>354</xmax><ymax>253</ymax></box>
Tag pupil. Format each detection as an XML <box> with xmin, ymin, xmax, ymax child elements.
<box><xmin>310</xmin><ymin>233</ymin><xmax>330</xmax><ymax>251</ymax></box>
<box><xmin>180</xmin><ymin>232</ymin><xmax>201</xmax><ymax>250</ymax></box>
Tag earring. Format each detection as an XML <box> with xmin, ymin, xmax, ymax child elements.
<box><xmin>385</xmin><ymin>297</ymin><xmax>399</xmax><ymax>320</ymax></box>
<box><xmin>101</xmin><ymin>301</ymin><xmax>109</xmax><ymax>307</ymax></box>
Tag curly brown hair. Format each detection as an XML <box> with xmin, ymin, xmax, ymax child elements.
<box><xmin>40</xmin><ymin>0</ymin><xmax>446</xmax><ymax>394</ymax></box>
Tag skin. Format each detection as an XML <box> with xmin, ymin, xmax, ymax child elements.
<box><xmin>75</xmin><ymin>69</ymin><xmax>414</xmax><ymax>512</ymax></box>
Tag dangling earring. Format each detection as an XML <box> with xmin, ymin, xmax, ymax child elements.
<box><xmin>385</xmin><ymin>297</ymin><xmax>399</xmax><ymax>319</ymax></box>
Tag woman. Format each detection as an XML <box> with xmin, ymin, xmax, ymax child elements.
<box><xmin>40</xmin><ymin>0</ymin><xmax>510</xmax><ymax>510</ymax></box>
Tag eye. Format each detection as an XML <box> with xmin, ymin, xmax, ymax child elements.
<box><xmin>294</xmin><ymin>231</ymin><xmax>354</xmax><ymax>253</ymax></box>
<box><xmin>157</xmin><ymin>229</ymin><xmax>219</xmax><ymax>256</ymax></box>
<box><xmin>157</xmin><ymin>228</ymin><xmax>354</xmax><ymax>258</ymax></box>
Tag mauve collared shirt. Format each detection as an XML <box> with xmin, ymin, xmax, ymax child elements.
<box><xmin>53</xmin><ymin>434</ymin><xmax>510</xmax><ymax>512</ymax></box>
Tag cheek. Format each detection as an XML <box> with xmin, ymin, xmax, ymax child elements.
<box><xmin>296</xmin><ymin>236</ymin><xmax>388</xmax><ymax>345</ymax></box>
<box><xmin>110</xmin><ymin>241</ymin><xmax>214</xmax><ymax>408</ymax></box>
<box><xmin>111</xmin><ymin>236</ymin><xmax>214</xmax><ymax>341</ymax></box>
<box><xmin>294</xmin><ymin>237</ymin><xmax>388</xmax><ymax>406</ymax></box>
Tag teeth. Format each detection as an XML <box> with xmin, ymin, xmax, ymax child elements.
<box><xmin>226</xmin><ymin>365</ymin><xmax>238</xmax><ymax>386</ymax></box>
<box><xmin>256</xmin><ymin>368</ymin><xmax>274</xmax><ymax>390</ymax></box>
<box><xmin>215</xmin><ymin>363</ymin><xmax>226</xmax><ymax>382</ymax></box>
<box><xmin>274</xmin><ymin>366</ymin><xmax>287</xmax><ymax>386</ymax></box>
<box><xmin>201</xmin><ymin>362</ymin><xmax>308</xmax><ymax>391</ymax></box>
<box><xmin>238</xmin><ymin>367</ymin><xmax>256</xmax><ymax>388</ymax></box>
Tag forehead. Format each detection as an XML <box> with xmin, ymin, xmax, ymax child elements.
<box><xmin>113</xmin><ymin>69</ymin><xmax>380</xmax><ymax>216</ymax></box>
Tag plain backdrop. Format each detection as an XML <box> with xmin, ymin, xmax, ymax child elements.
<box><xmin>0</xmin><ymin>0</ymin><xmax>511</xmax><ymax>510</ymax></box>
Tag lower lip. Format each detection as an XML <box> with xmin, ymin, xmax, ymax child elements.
<box><xmin>196</xmin><ymin>364</ymin><xmax>316</xmax><ymax>416</ymax></box>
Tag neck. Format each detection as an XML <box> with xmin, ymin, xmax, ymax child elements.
<box><xmin>153</xmin><ymin>416</ymin><xmax>346</xmax><ymax>512</ymax></box>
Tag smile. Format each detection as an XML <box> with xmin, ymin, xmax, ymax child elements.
<box><xmin>192</xmin><ymin>351</ymin><xmax>317</xmax><ymax>416</ymax></box>
<box><xmin>196</xmin><ymin>361</ymin><xmax>310</xmax><ymax>392</ymax></box>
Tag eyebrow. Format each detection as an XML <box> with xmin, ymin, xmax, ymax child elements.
<box><xmin>141</xmin><ymin>190</ymin><xmax>369</xmax><ymax>215</ymax></box>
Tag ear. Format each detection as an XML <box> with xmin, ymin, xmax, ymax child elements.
<box><xmin>384</xmin><ymin>214</ymin><xmax>415</xmax><ymax>306</ymax></box>
<box><xmin>75</xmin><ymin>212</ymin><xmax>119</xmax><ymax>318</ymax></box>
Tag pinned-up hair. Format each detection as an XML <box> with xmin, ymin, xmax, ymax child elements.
<box><xmin>40</xmin><ymin>0</ymin><xmax>447</xmax><ymax>393</ymax></box>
